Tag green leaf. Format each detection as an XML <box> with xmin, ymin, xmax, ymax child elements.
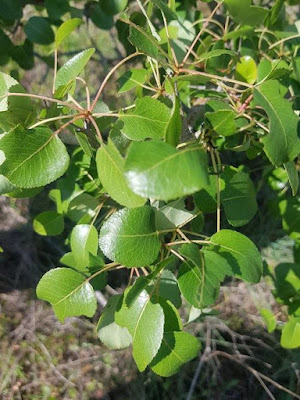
<box><xmin>155</xmin><ymin>198</ymin><xmax>196</xmax><ymax>231</ymax></box>
<box><xmin>279</xmin><ymin>198</ymin><xmax>300</xmax><ymax>239</ymax></box>
<box><xmin>0</xmin><ymin>125</ymin><xmax>70</xmax><ymax>188</ymax></box>
<box><xmin>284</xmin><ymin>161</ymin><xmax>299</xmax><ymax>196</ymax></box>
<box><xmin>118</xmin><ymin>68</ymin><xmax>149</xmax><ymax>93</ymax></box>
<box><xmin>221</xmin><ymin>167</ymin><xmax>258</xmax><ymax>227</ymax></box>
<box><xmin>206</xmin><ymin>109</ymin><xmax>237</xmax><ymax>137</ymax></box>
<box><xmin>45</xmin><ymin>0</ymin><xmax>70</xmax><ymax>21</ymax></box>
<box><xmin>97</xmin><ymin>295</ymin><xmax>132</xmax><ymax>350</ymax></box>
<box><xmin>87</xmin><ymin>2</ymin><xmax>114</xmax><ymax>30</ymax></box>
<box><xmin>260</xmin><ymin>308</ymin><xmax>276</xmax><ymax>333</ymax></box>
<box><xmin>155</xmin><ymin>270</ymin><xmax>182</xmax><ymax>309</ymax></box>
<box><xmin>194</xmin><ymin>166</ymin><xmax>258</xmax><ymax>226</ymax></box>
<box><xmin>150</xmin><ymin>331</ymin><xmax>201</xmax><ymax>377</ymax></box>
<box><xmin>197</xmin><ymin>49</ymin><xmax>237</xmax><ymax>64</ymax></box>
<box><xmin>55</xmin><ymin>49</ymin><xmax>95</xmax><ymax>90</ymax></box>
<box><xmin>120</xmin><ymin>97</ymin><xmax>171</xmax><ymax>141</ymax></box>
<box><xmin>33</xmin><ymin>211</ymin><xmax>64</xmax><ymax>236</ymax></box>
<box><xmin>159</xmin><ymin>298</ymin><xmax>182</xmax><ymax>331</ymax></box>
<box><xmin>70</xmin><ymin>224</ymin><xmax>99</xmax><ymax>272</ymax></box>
<box><xmin>67</xmin><ymin>193</ymin><xmax>99</xmax><ymax>223</ymax></box>
<box><xmin>24</xmin><ymin>17</ymin><xmax>54</xmax><ymax>45</ymax></box>
<box><xmin>235</xmin><ymin>56</ymin><xmax>257</xmax><ymax>84</ymax></box>
<box><xmin>178</xmin><ymin>244</ymin><xmax>230</xmax><ymax>308</ymax></box>
<box><xmin>125</xmin><ymin>142</ymin><xmax>209</xmax><ymax>201</ymax></box>
<box><xmin>96</xmin><ymin>139</ymin><xmax>146</xmax><ymax>208</ymax></box>
<box><xmin>264</xmin><ymin>0</ymin><xmax>285</xmax><ymax>28</ymax></box>
<box><xmin>165</xmin><ymin>94</ymin><xmax>182</xmax><ymax>147</ymax></box>
<box><xmin>0</xmin><ymin>72</ymin><xmax>34</xmax><ymax>131</ymax></box>
<box><xmin>224</xmin><ymin>0</ymin><xmax>268</xmax><ymax>26</ymax></box>
<box><xmin>0</xmin><ymin>174</ymin><xmax>15</xmax><ymax>194</ymax></box>
<box><xmin>55</xmin><ymin>18</ymin><xmax>83</xmax><ymax>49</ymax></box>
<box><xmin>127</xmin><ymin>23</ymin><xmax>169</xmax><ymax>63</ymax></box>
<box><xmin>99</xmin><ymin>0</ymin><xmax>128</xmax><ymax>15</ymax></box>
<box><xmin>115</xmin><ymin>288</ymin><xmax>164</xmax><ymax>371</ymax></box>
<box><xmin>99</xmin><ymin>206</ymin><xmax>161</xmax><ymax>267</ymax></box>
<box><xmin>152</xmin><ymin>0</ymin><xmax>178</xmax><ymax>22</ymax></box>
<box><xmin>281</xmin><ymin>317</ymin><xmax>300</xmax><ymax>349</ymax></box>
<box><xmin>207</xmin><ymin>230</ymin><xmax>263</xmax><ymax>283</ymax></box>
<box><xmin>36</xmin><ymin>267</ymin><xmax>97</xmax><ymax>322</ymax></box>
<box><xmin>253</xmin><ymin>80</ymin><xmax>300</xmax><ymax>166</ymax></box>
<box><xmin>0</xmin><ymin>0</ymin><xmax>22</xmax><ymax>20</ymax></box>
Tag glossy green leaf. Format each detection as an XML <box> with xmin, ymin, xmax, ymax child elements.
<box><xmin>55</xmin><ymin>18</ymin><xmax>83</xmax><ymax>49</ymax></box>
<box><xmin>33</xmin><ymin>211</ymin><xmax>64</xmax><ymax>236</ymax></box>
<box><xmin>178</xmin><ymin>244</ymin><xmax>230</xmax><ymax>308</ymax></box>
<box><xmin>55</xmin><ymin>49</ymin><xmax>95</xmax><ymax>90</ymax></box>
<box><xmin>71</xmin><ymin>224</ymin><xmax>99</xmax><ymax>272</ymax></box>
<box><xmin>96</xmin><ymin>139</ymin><xmax>145</xmax><ymax>208</ymax></box>
<box><xmin>120</xmin><ymin>97</ymin><xmax>171</xmax><ymax>141</ymax></box>
<box><xmin>36</xmin><ymin>268</ymin><xmax>97</xmax><ymax>322</ymax></box>
<box><xmin>150</xmin><ymin>331</ymin><xmax>201</xmax><ymax>377</ymax></box>
<box><xmin>155</xmin><ymin>198</ymin><xmax>196</xmax><ymax>231</ymax></box>
<box><xmin>97</xmin><ymin>295</ymin><xmax>132</xmax><ymax>350</ymax></box>
<box><xmin>0</xmin><ymin>125</ymin><xmax>70</xmax><ymax>188</ymax></box>
<box><xmin>24</xmin><ymin>17</ymin><xmax>54</xmax><ymax>45</ymax></box>
<box><xmin>125</xmin><ymin>142</ymin><xmax>209</xmax><ymax>201</ymax></box>
<box><xmin>116</xmin><ymin>288</ymin><xmax>164</xmax><ymax>371</ymax></box>
<box><xmin>99</xmin><ymin>206</ymin><xmax>161</xmax><ymax>267</ymax></box>
<box><xmin>254</xmin><ymin>80</ymin><xmax>300</xmax><ymax>166</ymax></box>
<box><xmin>281</xmin><ymin>317</ymin><xmax>300</xmax><ymax>349</ymax></box>
<box><xmin>284</xmin><ymin>161</ymin><xmax>299</xmax><ymax>196</ymax></box>
<box><xmin>235</xmin><ymin>56</ymin><xmax>257</xmax><ymax>84</ymax></box>
<box><xmin>207</xmin><ymin>230</ymin><xmax>263</xmax><ymax>283</ymax></box>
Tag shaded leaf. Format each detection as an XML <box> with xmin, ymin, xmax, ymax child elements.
<box><xmin>207</xmin><ymin>230</ymin><xmax>263</xmax><ymax>283</ymax></box>
<box><xmin>97</xmin><ymin>295</ymin><xmax>132</xmax><ymax>349</ymax></box>
<box><xmin>33</xmin><ymin>211</ymin><xmax>64</xmax><ymax>236</ymax></box>
<box><xmin>150</xmin><ymin>331</ymin><xmax>201</xmax><ymax>377</ymax></box>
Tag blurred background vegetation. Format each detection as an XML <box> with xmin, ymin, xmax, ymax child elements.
<box><xmin>0</xmin><ymin>0</ymin><xmax>300</xmax><ymax>399</ymax></box>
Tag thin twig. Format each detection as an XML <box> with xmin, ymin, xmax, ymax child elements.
<box><xmin>0</xmin><ymin>92</ymin><xmax>82</xmax><ymax>111</ymax></box>
<box><xmin>90</xmin><ymin>52</ymin><xmax>141</xmax><ymax>111</ymax></box>
<box><xmin>181</xmin><ymin>0</ymin><xmax>224</xmax><ymax>66</ymax></box>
